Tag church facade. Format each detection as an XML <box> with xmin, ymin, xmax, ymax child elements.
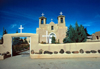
<box><xmin>36</xmin><ymin>13</ymin><xmax>67</xmax><ymax>43</ymax></box>
<box><xmin>92</xmin><ymin>31</ymin><xmax>100</xmax><ymax>40</ymax></box>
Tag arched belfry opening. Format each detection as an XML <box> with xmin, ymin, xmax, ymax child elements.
<box><xmin>41</xmin><ymin>19</ymin><xmax>43</xmax><ymax>24</ymax></box>
<box><xmin>61</xmin><ymin>18</ymin><xmax>63</xmax><ymax>23</ymax></box>
<box><xmin>57</xmin><ymin>12</ymin><xmax>65</xmax><ymax>26</ymax></box>
<box><xmin>39</xmin><ymin>14</ymin><xmax>47</xmax><ymax>28</ymax></box>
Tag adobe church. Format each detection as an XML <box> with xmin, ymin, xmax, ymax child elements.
<box><xmin>36</xmin><ymin>12</ymin><xmax>67</xmax><ymax>43</ymax></box>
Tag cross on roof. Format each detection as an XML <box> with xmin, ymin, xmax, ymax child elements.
<box><xmin>41</xmin><ymin>13</ymin><xmax>44</xmax><ymax>16</ymax></box>
<box><xmin>60</xmin><ymin>12</ymin><xmax>63</xmax><ymax>15</ymax></box>
<box><xmin>51</xmin><ymin>19</ymin><xmax>53</xmax><ymax>22</ymax></box>
<box><xmin>19</xmin><ymin>25</ymin><xmax>24</xmax><ymax>33</ymax></box>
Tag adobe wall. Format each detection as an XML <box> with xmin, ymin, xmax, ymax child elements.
<box><xmin>0</xmin><ymin>33</ymin><xmax>100</xmax><ymax>58</ymax></box>
<box><xmin>33</xmin><ymin>42</ymin><xmax>100</xmax><ymax>52</ymax></box>
<box><xmin>0</xmin><ymin>33</ymin><xmax>39</xmax><ymax>55</ymax></box>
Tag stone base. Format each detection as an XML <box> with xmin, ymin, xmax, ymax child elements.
<box><xmin>30</xmin><ymin>53</ymin><xmax>100</xmax><ymax>59</ymax></box>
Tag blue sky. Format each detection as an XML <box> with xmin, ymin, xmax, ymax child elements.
<box><xmin>0</xmin><ymin>0</ymin><xmax>100</xmax><ymax>38</ymax></box>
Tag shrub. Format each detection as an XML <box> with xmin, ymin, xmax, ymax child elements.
<box><xmin>56</xmin><ymin>39</ymin><xmax>60</xmax><ymax>44</ymax></box>
<box><xmin>41</xmin><ymin>41</ymin><xmax>44</xmax><ymax>44</ymax></box>
<box><xmin>39</xmin><ymin>49</ymin><xmax>43</xmax><ymax>54</ymax></box>
<box><xmin>59</xmin><ymin>49</ymin><xmax>64</xmax><ymax>54</ymax></box>
<box><xmin>51</xmin><ymin>36</ymin><xmax>56</xmax><ymax>44</ymax></box>
<box><xmin>41</xmin><ymin>41</ymin><xmax>46</xmax><ymax>44</ymax></box>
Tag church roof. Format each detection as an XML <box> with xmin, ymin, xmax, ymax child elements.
<box><xmin>39</xmin><ymin>16</ymin><xmax>47</xmax><ymax>19</ymax></box>
<box><xmin>95</xmin><ymin>31</ymin><xmax>100</xmax><ymax>36</ymax></box>
<box><xmin>57</xmin><ymin>15</ymin><xmax>65</xmax><ymax>19</ymax></box>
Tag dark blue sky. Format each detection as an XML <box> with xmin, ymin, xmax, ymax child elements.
<box><xmin>0</xmin><ymin>0</ymin><xmax>100</xmax><ymax>38</ymax></box>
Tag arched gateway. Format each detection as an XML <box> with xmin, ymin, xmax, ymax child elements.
<box><xmin>49</xmin><ymin>33</ymin><xmax>56</xmax><ymax>43</ymax></box>
<box><xmin>0</xmin><ymin>33</ymin><xmax>38</xmax><ymax>57</ymax></box>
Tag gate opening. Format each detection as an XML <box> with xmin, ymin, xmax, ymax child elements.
<box><xmin>11</xmin><ymin>37</ymin><xmax>31</xmax><ymax>57</ymax></box>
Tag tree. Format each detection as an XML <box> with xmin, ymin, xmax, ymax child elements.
<box><xmin>24</xmin><ymin>37</ymin><xmax>28</xmax><ymax>44</ymax></box>
<box><xmin>68</xmin><ymin>25</ymin><xmax>75</xmax><ymax>43</ymax></box>
<box><xmin>3</xmin><ymin>27</ymin><xmax>7</xmax><ymax>35</ymax></box>
<box><xmin>4</xmin><ymin>30</ymin><xmax>7</xmax><ymax>34</ymax></box>
<box><xmin>51</xmin><ymin>36</ymin><xmax>56</xmax><ymax>44</ymax></box>
<box><xmin>12</xmin><ymin>37</ymin><xmax>20</xmax><ymax>45</ymax></box>
<box><xmin>58</xmin><ymin>39</ymin><xmax>60</xmax><ymax>44</ymax></box>
<box><xmin>20</xmin><ymin>38</ymin><xmax>23</xmax><ymax>44</ymax></box>
<box><xmin>16</xmin><ymin>30</ymin><xmax>18</xmax><ymax>33</ymax></box>
<box><xmin>63</xmin><ymin>37</ymin><xmax>69</xmax><ymax>43</ymax></box>
<box><xmin>1</xmin><ymin>27</ymin><xmax>8</xmax><ymax>44</ymax></box>
<box><xmin>0</xmin><ymin>37</ymin><xmax>3</xmax><ymax>44</ymax></box>
<box><xmin>63</xmin><ymin>22</ymin><xmax>87</xmax><ymax>43</ymax></box>
<box><xmin>2</xmin><ymin>27</ymin><xmax>7</xmax><ymax>35</ymax></box>
<box><xmin>84</xmin><ymin>28</ymin><xmax>91</xmax><ymax>36</ymax></box>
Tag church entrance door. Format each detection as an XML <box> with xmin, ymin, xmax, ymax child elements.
<box><xmin>49</xmin><ymin>33</ymin><xmax>56</xmax><ymax>43</ymax></box>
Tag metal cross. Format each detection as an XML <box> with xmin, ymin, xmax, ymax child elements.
<box><xmin>51</xmin><ymin>19</ymin><xmax>53</xmax><ymax>22</ymax></box>
<box><xmin>60</xmin><ymin>12</ymin><xmax>63</xmax><ymax>15</ymax></box>
<box><xmin>41</xmin><ymin>13</ymin><xmax>44</xmax><ymax>16</ymax></box>
<box><xmin>19</xmin><ymin>25</ymin><xmax>24</xmax><ymax>33</ymax></box>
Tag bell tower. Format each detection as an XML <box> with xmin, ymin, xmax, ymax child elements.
<box><xmin>39</xmin><ymin>13</ymin><xmax>47</xmax><ymax>28</ymax></box>
<box><xmin>57</xmin><ymin>12</ymin><xmax>65</xmax><ymax>27</ymax></box>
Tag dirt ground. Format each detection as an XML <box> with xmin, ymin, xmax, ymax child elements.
<box><xmin>0</xmin><ymin>54</ymin><xmax>100</xmax><ymax>69</ymax></box>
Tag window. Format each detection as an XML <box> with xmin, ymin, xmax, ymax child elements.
<box><xmin>61</xmin><ymin>18</ymin><xmax>63</xmax><ymax>23</ymax></box>
<box><xmin>41</xmin><ymin>19</ymin><xmax>43</xmax><ymax>24</ymax></box>
<box><xmin>96</xmin><ymin>36</ymin><xmax>99</xmax><ymax>39</ymax></box>
<box><xmin>51</xmin><ymin>26</ymin><xmax>54</xmax><ymax>30</ymax></box>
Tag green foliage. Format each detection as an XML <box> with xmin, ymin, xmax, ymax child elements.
<box><xmin>0</xmin><ymin>37</ymin><xmax>3</xmax><ymax>44</ymax></box>
<box><xmin>63</xmin><ymin>22</ymin><xmax>87</xmax><ymax>43</ymax></box>
<box><xmin>51</xmin><ymin>36</ymin><xmax>56</xmax><ymax>44</ymax></box>
<box><xmin>58</xmin><ymin>39</ymin><xmax>60</xmax><ymax>44</ymax></box>
<box><xmin>12</xmin><ymin>37</ymin><xmax>28</xmax><ymax>45</ymax></box>
<box><xmin>20</xmin><ymin>38</ymin><xmax>23</xmax><ymax>44</ymax></box>
<box><xmin>24</xmin><ymin>37</ymin><xmax>28</xmax><ymax>44</ymax></box>
<box><xmin>16</xmin><ymin>30</ymin><xmax>18</xmax><ymax>33</ymax></box>
<box><xmin>12</xmin><ymin>37</ymin><xmax>21</xmax><ymax>45</ymax></box>
<box><xmin>3</xmin><ymin>27</ymin><xmax>7</xmax><ymax>35</ymax></box>
<box><xmin>84</xmin><ymin>28</ymin><xmax>91</xmax><ymax>36</ymax></box>
<box><xmin>1</xmin><ymin>27</ymin><xmax>7</xmax><ymax>44</ymax></box>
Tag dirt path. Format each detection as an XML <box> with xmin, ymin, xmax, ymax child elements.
<box><xmin>0</xmin><ymin>55</ymin><xmax>100</xmax><ymax>69</ymax></box>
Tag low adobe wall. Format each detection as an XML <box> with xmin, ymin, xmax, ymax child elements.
<box><xmin>0</xmin><ymin>33</ymin><xmax>39</xmax><ymax>55</ymax></box>
<box><xmin>30</xmin><ymin>53</ymin><xmax>100</xmax><ymax>59</ymax></box>
<box><xmin>31</xmin><ymin>42</ymin><xmax>100</xmax><ymax>59</ymax></box>
<box><xmin>33</xmin><ymin>42</ymin><xmax>100</xmax><ymax>52</ymax></box>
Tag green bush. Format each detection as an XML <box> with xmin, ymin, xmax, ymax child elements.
<box><xmin>51</xmin><ymin>36</ymin><xmax>56</xmax><ymax>44</ymax></box>
<box><xmin>63</xmin><ymin>22</ymin><xmax>87</xmax><ymax>43</ymax></box>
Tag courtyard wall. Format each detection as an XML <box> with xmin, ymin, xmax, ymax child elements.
<box><xmin>0</xmin><ymin>33</ymin><xmax>100</xmax><ymax>58</ymax></box>
<box><xmin>0</xmin><ymin>33</ymin><xmax>39</xmax><ymax>55</ymax></box>
<box><xmin>33</xmin><ymin>42</ymin><xmax>100</xmax><ymax>52</ymax></box>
